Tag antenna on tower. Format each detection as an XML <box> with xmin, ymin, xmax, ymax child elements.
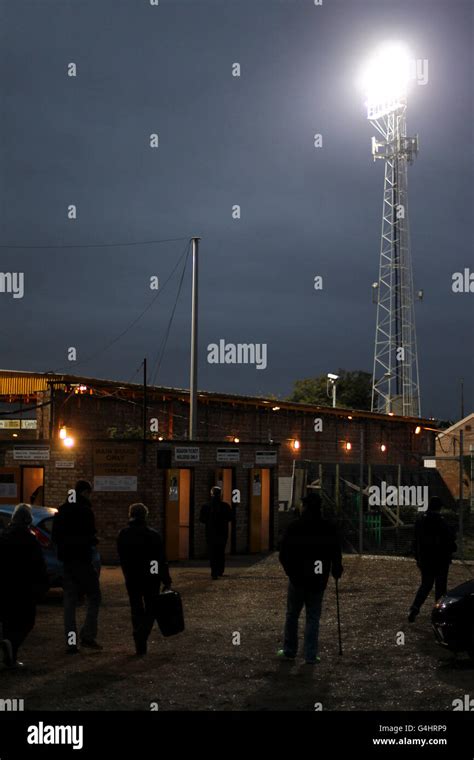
<box><xmin>360</xmin><ymin>42</ymin><xmax>421</xmax><ymax>418</ymax></box>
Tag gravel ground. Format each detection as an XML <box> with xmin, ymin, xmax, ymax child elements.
<box><xmin>1</xmin><ymin>553</ymin><xmax>473</xmax><ymax>711</ymax></box>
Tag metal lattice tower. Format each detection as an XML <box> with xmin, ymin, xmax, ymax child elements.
<box><xmin>368</xmin><ymin>94</ymin><xmax>421</xmax><ymax>417</ymax></box>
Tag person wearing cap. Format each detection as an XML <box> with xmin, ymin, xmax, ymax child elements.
<box><xmin>0</xmin><ymin>503</ymin><xmax>49</xmax><ymax>668</ymax></box>
<box><xmin>199</xmin><ymin>486</ymin><xmax>232</xmax><ymax>580</ymax></box>
<box><xmin>408</xmin><ymin>495</ymin><xmax>457</xmax><ymax>623</ymax></box>
<box><xmin>52</xmin><ymin>480</ymin><xmax>102</xmax><ymax>653</ymax></box>
<box><xmin>117</xmin><ymin>503</ymin><xmax>172</xmax><ymax>656</ymax></box>
<box><xmin>278</xmin><ymin>492</ymin><xmax>343</xmax><ymax>665</ymax></box>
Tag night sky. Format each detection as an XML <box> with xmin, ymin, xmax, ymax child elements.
<box><xmin>0</xmin><ymin>0</ymin><xmax>472</xmax><ymax>420</ymax></box>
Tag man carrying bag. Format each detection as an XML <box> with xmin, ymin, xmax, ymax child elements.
<box><xmin>117</xmin><ymin>502</ymin><xmax>178</xmax><ymax>656</ymax></box>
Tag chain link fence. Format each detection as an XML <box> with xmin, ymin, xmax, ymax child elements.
<box><xmin>278</xmin><ymin>460</ymin><xmax>472</xmax><ymax>562</ymax></box>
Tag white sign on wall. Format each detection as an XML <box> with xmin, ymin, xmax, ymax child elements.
<box><xmin>216</xmin><ymin>448</ymin><xmax>240</xmax><ymax>463</ymax></box>
<box><xmin>21</xmin><ymin>420</ymin><xmax>37</xmax><ymax>430</ymax></box>
<box><xmin>0</xmin><ymin>483</ymin><xmax>17</xmax><ymax>498</ymax></box>
<box><xmin>13</xmin><ymin>447</ymin><xmax>50</xmax><ymax>461</ymax></box>
<box><xmin>255</xmin><ymin>451</ymin><xmax>277</xmax><ymax>465</ymax></box>
<box><xmin>0</xmin><ymin>420</ymin><xmax>37</xmax><ymax>430</ymax></box>
<box><xmin>174</xmin><ymin>447</ymin><xmax>200</xmax><ymax>463</ymax></box>
<box><xmin>93</xmin><ymin>476</ymin><xmax>138</xmax><ymax>492</ymax></box>
<box><xmin>56</xmin><ymin>460</ymin><xmax>75</xmax><ymax>469</ymax></box>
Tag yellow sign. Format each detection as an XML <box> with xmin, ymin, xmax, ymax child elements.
<box><xmin>93</xmin><ymin>445</ymin><xmax>138</xmax><ymax>476</ymax></box>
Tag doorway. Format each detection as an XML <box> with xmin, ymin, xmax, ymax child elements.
<box><xmin>22</xmin><ymin>467</ymin><xmax>44</xmax><ymax>506</ymax></box>
<box><xmin>249</xmin><ymin>468</ymin><xmax>270</xmax><ymax>552</ymax></box>
<box><xmin>165</xmin><ymin>468</ymin><xmax>192</xmax><ymax>561</ymax></box>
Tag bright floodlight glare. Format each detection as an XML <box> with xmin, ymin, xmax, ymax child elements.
<box><xmin>359</xmin><ymin>42</ymin><xmax>412</xmax><ymax>115</ymax></box>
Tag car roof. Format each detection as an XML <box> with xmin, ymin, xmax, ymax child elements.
<box><xmin>448</xmin><ymin>579</ymin><xmax>474</xmax><ymax>596</ymax></box>
<box><xmin>0</xmin><ymin>505</ymin><xmax>57</xmax><ymax>520</ymax></box>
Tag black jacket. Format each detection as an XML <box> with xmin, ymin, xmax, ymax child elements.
<box><xmin>117</xmin><ymin>518</ymin><xmax>172</xmax><ymax>588</ymax></box>
<box><xmin>0</xmin><ymin>524</ymin><xmax>49</xmax><ymax>610</ymax></box>
<box><xmin>199</xmin><ymin>498</ymin><xmax>232</xmax><ymax>543</ymax></box>
<box><xmin>52</xmin><ymin>495</ymin><xmax>98</xmax><ymax>564</ymax></box>
<box><xmin>279</xmin><ymin>513</ymin><xmax>343</xmax><ymax>591</ymax></box>
<box><xmin>414</xmin><ymin>512</ymin><xmax>457</xmax><ymax>568</ymax></box>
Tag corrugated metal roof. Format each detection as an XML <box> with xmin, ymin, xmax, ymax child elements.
<box><xmin>0</xmin><ymin>373</ymin><xmax>51</xmax><ymax>395</ymax></box>
<box><xmin>0</xmin><ymin>369</ymin><xmax>433</xmax><ymax>424</ymax></box>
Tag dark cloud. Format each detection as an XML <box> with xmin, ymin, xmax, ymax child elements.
<box><xmin>0</xmin><ymin>0</ymin><xmax>472</xmax><ymax>419</ymax></box>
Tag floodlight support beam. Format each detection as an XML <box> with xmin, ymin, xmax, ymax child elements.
<box><xmin>369</xmin><ymin>102</ymin><xmax>421</xmax><ymax>417</ymax></box>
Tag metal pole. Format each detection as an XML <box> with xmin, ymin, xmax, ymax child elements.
<box><xmin>396</xmin><ymin>463</ymin><xmax>401</xmax><ymax>548</ymax></box>
<box><xmin>332</xmin><ymin>383</ymin><xmax>336</xmax><ymax>408</ymax></box>
<box><xmin>289</xmin><ymin>459</ymin><xmax>296</xmax><ymax>510</ymax></box>
<box><xmin>48</xmin><ymin>381</ymin><xmax>54</xmax><ymax>440</ymax></box>
<box><xmin>459</xmin><ymin>428</ymin><xmax>464</xmax><ymax>559</ymax></box>
<box><xmin>189</xmin><ymin>237</ymin><xmax>200</xmax><ymax>441</ymax></box>
<box><xmin>142</xmin><ymin>358</ymin><xmax>147</xmax><ymax>463</ymax></box>
<box><xmin>461</xmin><ymin>378</ymin><xmax>464</xmax><ymax>420</ymax></box>
<box><xmin>359</xmin><ymin>428</ymin><xmax>364</xmax><ymax>554</ymax></box>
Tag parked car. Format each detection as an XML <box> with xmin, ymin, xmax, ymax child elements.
<box><xmin>0</xmin><ymin>505</ymin><xmax>101</xmax><ymax>589</ymax></box>
<box><xmin>431</xmin><ymin>579</ymin><xmax>474</xmax><ymax>660</ymax></box>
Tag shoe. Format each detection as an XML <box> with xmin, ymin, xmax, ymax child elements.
<box><xmin>276</xmin><ymin>649</ymin><xmax>296</xmax><ymax>661</ymax></box>
<box><xmin>305</xmin><ymin>656</ymin><xmax>321</xmax><ymax>665</ymax></box>
<box><xmin>408</xmin><ymin>608</ymin><xmax>419</xmax><ymax>623</ymax></box>
<box><xmin>66</xmin><ymin>645</ymin><xmax>79</xmax><ymax>655</ymax></box>
<box><xmin>9</xmin><ymin>660</ymin><xmax>25</xmax><ymax>669</ymax></box>
<box><xmin>80</xmin><ymin>639</ymin><xmax>103</xmax><ymax>650</ymax></box>
<box><xmin>134</xmin><ymin>639</ymin><xmax>147</xmax><ymax>657</ymax></box>
<box><xmin>1</xmin><ymin>639</ymin><xmax>14</xmax><ymax>667</ymax></box>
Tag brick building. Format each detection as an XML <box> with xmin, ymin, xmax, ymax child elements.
<box><xmin>0</xmin><ymin>369</ymin><xmax>438</xmax><ymax>562</ymax></box>
<box><xmin>434</xmin><ymin>413</ymin><xmax>474</xmax><ymax>504</ymax></box>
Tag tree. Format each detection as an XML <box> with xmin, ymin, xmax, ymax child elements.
<box><xmin>286</xmin><ymin>370</ymin><xmax>372</xmax><ymax>410</ymax></box>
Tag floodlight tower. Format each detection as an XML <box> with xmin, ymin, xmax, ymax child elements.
<box><xmin>362</xmin><ymin>43</ymin><xmax>421</xmax><ymax>417</ymax></box>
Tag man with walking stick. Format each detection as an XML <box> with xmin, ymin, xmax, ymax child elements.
<box><xmin>277</xmin><ymin>491</ymin><xmax>343</xmax><ymax>665</ymax></box>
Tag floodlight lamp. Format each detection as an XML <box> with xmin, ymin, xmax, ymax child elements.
<box><xmin>327</xmin><ymin>373</ymin><xmax>339</xmax><ymax>381</ymax></box>
<box><xmin>359</xmin><ymin>42</ymin><xmax>412</xmax><ymax>119</ymax></box>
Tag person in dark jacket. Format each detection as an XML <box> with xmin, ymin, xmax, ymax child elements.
<box><xmin>0</xmin><ymin>503</ymin><xmax>49</xmax><ymax>667</ymax></box>
<box><xmin>117</xmin><ymin>503</ymin><xmax>172</xmax><ymax>656</ymax></box>
<box><xmin>199</xmin><ymin>486</ymin><xmax>232</xmax><ymax>579</ymax></box>
<box><xmin>278</xmin><ymin>492</ymin><xmax>343</xmax><ymax>665</ymax></box>
<box><xmin>408</xmin><ymin>496</ymin><xmax>457</xmax><ymax>622</ymax></box>
<box><xmin>52</xmin><ymin>480</ymin><xmax>102</xmax><ymax>653</ymax></box>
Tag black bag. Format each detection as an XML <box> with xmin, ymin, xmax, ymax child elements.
<box><xmin>154</xmin><ymin>590</ymin><xmax>185</xmax><ymax>637</ymax></box>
